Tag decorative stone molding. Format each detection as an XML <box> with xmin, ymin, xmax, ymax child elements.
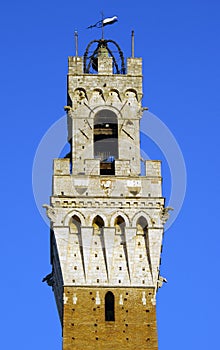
<box><xmin>160</xmin><ymin>206</ymin><xmax>174</xmax><ymax>224</ymax></box>
<box><xmin>43</xmin><ymin>204</ymin><xmax>57</xmax><ymax>223</ymax></box>
<box><xmin>63</xmin><ymin>209</ymin><xmax>86</xmax><ymax>226</ymax></box>
<box><xmin>100</xmin><ymin>179</ymin><xmax>113</xmax><ymax>196</ymax></box>
<box><xmin>127</xmin><ymin>179</ymin><xmax>141</xmax><ymax>195</ymax></box>
<box><xmin>157</xmin><ymin>276</ymin><xmax>168</xmax><ymax>289</ymax></box>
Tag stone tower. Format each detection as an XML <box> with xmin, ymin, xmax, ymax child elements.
<box><xmin>44</xmin><ymin>37</ymin><xmax>169</xmax><ymax>350</ymax></box>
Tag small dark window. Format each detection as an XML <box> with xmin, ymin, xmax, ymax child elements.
<box><xmin>105</xmin><ymin>291</ymin><xmax>115</xmax><ymax>321</ymax></box>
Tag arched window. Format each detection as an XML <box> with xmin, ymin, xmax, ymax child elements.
<box><xmin>114</xmin><ymin>216</ymin><xmax>125</xmax><ymax>235</ymax></box>
<box><xmin>94</xmin><ymin>109</ymin><xmax>118</xmax><ymax>175</ymax></box>
<box><xmin>105</xmin><ymin>291</ymin><xmax>115</xmax><ymax>321</ymax></box>
<box><xmin>92</xmin><ymin>215</ymin><xmax>104</xmax><ymax>235</ymax></box>
<box><xmin>70</xmin><ymin>215</ymin><xmax>81</xmax><ymax>234</ymax></box>
<box><xmin>136</xmin><ymin>216</ymin><xmax>148</xmax><ymax>235</ymax></box>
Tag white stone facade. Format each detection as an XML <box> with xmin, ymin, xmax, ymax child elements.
<box><xmin>46</xmin><ymin>49</ymin><xmax>168</xmax><ymax>320</ymax></box>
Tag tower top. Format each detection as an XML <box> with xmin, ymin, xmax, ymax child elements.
<box><xmin>83</xmin><ymin>38</ymin><xmax>126</xmax><ymax>74</ymax></box>
<box><xmin>43</xmin><ymin>25</ymin><xmax>169</xmax><ymax>349</ymax></box>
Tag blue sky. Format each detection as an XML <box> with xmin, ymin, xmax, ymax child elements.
<box><xmin>1</xmin><ymin>1</ymin><xmax>220</xmax><ymax>349</ymax></box>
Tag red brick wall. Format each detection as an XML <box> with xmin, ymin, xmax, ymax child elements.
<box><xmin>63</xmin><ymin>286</ymin><xmax>158</xmax><ymax>350</ymax></box>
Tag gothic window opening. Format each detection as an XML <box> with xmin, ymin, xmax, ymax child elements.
<box><xmin>115</xmin><ymin>216</ymin><xmax>125</xmax><ymax>234</ymax></box>
<box><xmin>92</xmin><ymin>215</ymin><xmax>104</xmax><ymax>235</ymax></box>
<box><xmin>94</xmin><ymin>110</ymin><xmax>118</xmax><ymax>175</ymax></box>
<box><xmin>136</xmin><ymin>216</ymin><xmax>148</xmax><ymax>235</ymax></box>
<box><xmin>70</xmin><ymin>215</ymin><xmax>81</xmax><ymax>234</ymax></box>
<box><xmin>136</xmin><ymin>216</ymin><xmax>152</xmax><ymax>275</ymax></box>
<box><xmin>105</xmin><ymin>291</ymin><xmax>115</xmax><ymax>321</ymax></box>
<box><xmin>114</xmin><ymin>216</ymin><xmax>125</xmax><ymax>246</ymax></box>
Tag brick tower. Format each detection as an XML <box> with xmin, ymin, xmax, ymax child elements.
<box><xmin>43</xmin><ymin>35</ymin><xmax>169</xmax><ymax>350</ymax></box>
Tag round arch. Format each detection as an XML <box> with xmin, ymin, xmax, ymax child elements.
<box><xmin>89</xmin><ymin>104</ymin><xmax>122</xmax><ymax>120</ymax></box>
<box><xmin>73</xmin><ymin>87</ymin><xmax>88</xmax><ymax>100</ymax></box>
<box><xmin>90</xmin><ymin>88</ymin><xmax>105</xmax><ymax>102</ymax></box>
<box><xmin>124</xmin><ymin>88</ymin><xmax>138</xmax><ymax>100</ymax></box>
<box><xmin>108</xmin><ymin>89</ymin><xmax>121</xmax><ymax>101</ymax></box>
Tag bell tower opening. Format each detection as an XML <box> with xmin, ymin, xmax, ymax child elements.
<box><xmin>94</xmin><ymin>109</ymin><xmax>118</xmax><ymax>175</ymax></box>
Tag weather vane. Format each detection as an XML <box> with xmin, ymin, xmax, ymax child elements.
<box><xmin>87</xmin><ymin>13</ymin><xmax>118</xmax><ymax>39</ymax></box>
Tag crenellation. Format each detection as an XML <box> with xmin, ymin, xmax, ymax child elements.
<box><xmin>68</xmin><ymin>56</ymin><xmax>83</xmax><ymax>75</ymax></box>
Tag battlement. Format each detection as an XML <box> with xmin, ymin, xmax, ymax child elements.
<box><xmin>67</xmin><ymin>55</ymin><xmax>143</xmax><ymax>112</ymax></box>
<box><xmin>68</xmin><ymin>56</ymin><xmax>142</xmax><ymax>76</ymax></box>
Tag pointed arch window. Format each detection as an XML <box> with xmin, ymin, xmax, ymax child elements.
<box><xmin>70</xmin><ymin>215</ymin><xmax>81</xmax><ymax>234</ymax></box>
<box><xmin>136</xmin><ymin>216</ymin><xmax>148</xmax><ymax>235</ymax></box>
<box><xmin>105</xmin><ymin>291</ymin><xmax>115</xmax><ymax>321</ymax></box>
<box><xmin>92</xmin><ymin>215</ymin><xmax>104</xmax><ymax>235</ymax></box>
<box><xmin>114</xmin><ymin>216</ymin><xmax>125</xmax><ymax>235</ymax></box>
